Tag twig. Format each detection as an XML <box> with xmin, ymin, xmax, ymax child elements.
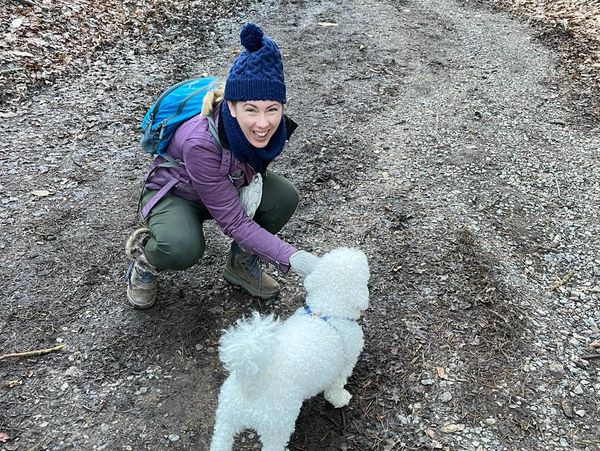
<box><xmin>574</xmin><ymin>439</ymin><xmax>600</xmax><ymax>445</ymax></box>
<box><xmin>553</xmin><ymin>174</ymin><xmax>562</xmax><ymax>198</ymax></box>
<box><xmin>0</xmin><ymin>344</ymin><xmax>65</xmax><ymax>361</ymax></box>
<box><xmin>581</xmin><ymin>353</ymin><xmax>600</xmax><ymax>360</ymax></box>
<box><xmin>27</xmin><ymin>436</ymin><xmax>47</xmax><ymax>451</ymax></box>
<box><xmin>14</xmin><ymin>0</ymin><xmax>47</xmax><ymax>9</ymax></box>
<box><xmin>305</xmin><ymin>219</ymin><xmax>336</xmax><ymax>233</ymax></box>
<box><xmin>1</xmin><ymin>67</ymin><xmax>25</xmax><ymax>75</ymax></box>
<box><xmin>548</xmin><ymin>271</ymin><xmax>574</xmax><ymax>291</ymax></box>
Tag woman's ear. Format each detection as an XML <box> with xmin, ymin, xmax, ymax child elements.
<box><xmin>226</xmin><ymin>100</ymin><xmax>237</xmax><ymax>118</ymax></box>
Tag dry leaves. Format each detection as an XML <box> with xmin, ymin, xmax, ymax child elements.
<box><xmin>490</xmin><ymin>0</ymin><xmax>600</xmax><ymax>83</ymax></box>
<box><xmin>1</xmin><ymin>0</ymin><xmax>599</xmax><ymax>109</ymax></box>
<box><xmin>0</xmin><ymin>0</ymin><xmax>177</xmax><ymax>106</ymax></box>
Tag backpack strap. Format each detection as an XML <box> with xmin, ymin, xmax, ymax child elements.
<box><xmin>138</xmin><ymin>113</ymin><xmax>224</xmax><ymax>220</ymax></box>
<box><xmin>206</xmin><ymin>115</ymin><xmax>223</xmax><ymax>154</ymax></box>
<box><xmin>140</xmin><ymin>177</ymin><xmax>178</xmax><ymax>219</ymax></box>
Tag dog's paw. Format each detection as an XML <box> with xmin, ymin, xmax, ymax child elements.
<box><xmin>325</xmin><ymin>389</ymin><xmax>352</xmax><ymax>408</ymax></box>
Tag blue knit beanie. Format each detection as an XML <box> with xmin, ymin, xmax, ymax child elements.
<box><xmin>224</xmin><ymin>23</ymin><xmax>286</xmax><ymax>103</ymax></box>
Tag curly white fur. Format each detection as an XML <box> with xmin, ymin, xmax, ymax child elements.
<box><xmin>209</xmin><ymin>247</ymin><xmax>370</xmax><ymax>451</ymax></box>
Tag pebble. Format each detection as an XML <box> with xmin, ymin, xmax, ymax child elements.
<box><xmin>548</xmin><ymin>362</ymin><xmax>564</xmax><ymax>377</ymax></box>
<box><xmin>439</xmin><ymin>392</ymin><xmax>452</xmax><ymax>402</ymax></box>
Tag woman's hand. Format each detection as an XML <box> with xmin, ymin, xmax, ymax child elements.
<box><xmin>289</xmin><ymin>251</ymin><xmax>320</xmax><ymax>278</ymax></box>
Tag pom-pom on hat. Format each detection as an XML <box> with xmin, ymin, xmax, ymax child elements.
<box><xmin>224</xmin><ymin>23</ymin><xmax>286</xmax><ymax>104</ymax></box>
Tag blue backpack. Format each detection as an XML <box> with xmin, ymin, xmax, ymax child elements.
<box><xmin>140</xmin><ymin>76</ymin><xmax>222</xmax><ymax>159</ymax></box>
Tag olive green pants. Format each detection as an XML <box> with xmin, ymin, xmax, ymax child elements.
<box><xmin>141</xmin><ymin>172</ymin><xmax>298</xmax><ymax>271</ymax></box>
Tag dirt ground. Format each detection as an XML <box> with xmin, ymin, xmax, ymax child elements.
<box><xmin>1</xmin><ymin>0</ymin><xmax>599</xmax><ymax>450</ymax></box>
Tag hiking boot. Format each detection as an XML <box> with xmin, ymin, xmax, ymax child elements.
<box><xmin>125</xmin><ymin>227</ymin><xmax>159</xmax><ymax>309</ymax></box>
<box><xmin>126</xmin><ymin>261</ymin><xmax>158</xmax><ymax>309</ymax></box>
<box><xmin>223</xmin><ymin>242</ymin><xmax>280</xmax><ymax>299</ymax></box>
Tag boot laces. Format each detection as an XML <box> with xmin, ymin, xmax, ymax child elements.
<box><xmin>137</xmin><ymin>269</ymin><xmax>155</xmax><ymax>284</ymax></box>
<box><xmin>127</xmin><ymin>261</ymin><xmax>155</xmax><ymax>285</ymax></box>
<box><xmin>241</xmin><ymin>253</ymin><xmax>262</xmax><ymax>278</ymax></box>
<box><xmin>238</xmin><ymin>252</ymin><xmax>263</xmax><ymax>289</ymax></box>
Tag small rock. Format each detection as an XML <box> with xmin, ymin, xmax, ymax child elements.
<box><xmin>548</xmin><ymin>361</ymin><xmax>564</xmax><ymax>377</ymax></box>
<box><xmin>168</xmin><ymin>434</ymin><xmax>180</xmax><ymax>442</ymax></box>
<box><xmin>440</xmin><ymin>423</ymin><xmax>465</xmax><ymax>433</ymax></box>
<box><xmin>397</xmin><ymin>415</ymin><xmax>410</xmax><ymax>425</ymax></box>
<box><xmin>421</xmin><ymin>378</ymin><xmax>435</xmax><ymax>386</ymax></box>
<box><xmin>65</xmin><ymin>366</ymin><xmax>83</xmax><ymax>377</ymax></box>
<box><xmin>575</xmin><ymin>410</ymin><xmax>586</xmax><ymax>417</ymax></box>
<box><xmin>439</xmin><ymin>392</ymin><xmax>452</xmax><ymax>402</ymax></box>
<box><xmin>572</xmin><ymin>385</ymin><xmax>584</xmax><ymax>395</ymax></box>
<box><xmin>561</xmin><ymin>400</ymin><xmax>574</xmax><ymax>418</ymax></box>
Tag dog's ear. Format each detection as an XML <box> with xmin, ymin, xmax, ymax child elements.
<box><xmin>348</xmin><ymin>251</ymin><xmax>370</xmax><ymax>310</ymax></box>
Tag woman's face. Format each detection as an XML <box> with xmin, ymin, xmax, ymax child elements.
<box><xmin>227</xmin><ymin>100</ymin><xmax>283</xmax><ymax>148</ymax></box>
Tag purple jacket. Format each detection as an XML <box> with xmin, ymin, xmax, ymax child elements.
<box><xmin>144</xmin><ymin>107</ymin><xmax>297</xmax><ymax>272</ymax></box>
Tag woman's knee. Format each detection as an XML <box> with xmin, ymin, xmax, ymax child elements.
<box><xmin>278</xmin><ymin>180</ymin><xmax>299</xmax><ymax>212</ymax></box>
<box><xmin>145</xmin><ymin>233</ymin><xmax>205</xmax><ymax>270</ymax></box>
<box><xmin>262</xmin><ymin>174</ymin><xmax>299</xmax><ymax>215</ymax></box>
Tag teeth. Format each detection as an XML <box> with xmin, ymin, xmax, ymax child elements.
<box><xmin>254</xmin><ymin>131</ymin><xmax>268</xmax><ymax>138</ymax></box>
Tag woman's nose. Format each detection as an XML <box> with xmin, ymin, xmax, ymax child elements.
<box><xmin>256</xmin><ymin>114</ymin><xmax>269</xmax><ymax>128</ymax></box>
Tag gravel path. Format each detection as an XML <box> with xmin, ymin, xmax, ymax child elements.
<box><xmin>1</xmin><ymin>0</ymin><xmax>599</xmax><ymax>450</ymax></box>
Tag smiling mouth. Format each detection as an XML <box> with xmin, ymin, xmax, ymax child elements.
<box><xmin>253</xmin><ymin>130</ymin><xmax>269</xmax><ymax>138</ymax></box>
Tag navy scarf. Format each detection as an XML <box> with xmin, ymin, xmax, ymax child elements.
<box><xmin>220</xmin><ymin>101</ymin><xmax>287</xmax><ymax>173</ymax></box>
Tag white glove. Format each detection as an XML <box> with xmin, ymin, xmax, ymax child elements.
<box><xmin>289</xmin><ymin>250</ymin><xmax>320</xmax><ymax>278</ymax></box>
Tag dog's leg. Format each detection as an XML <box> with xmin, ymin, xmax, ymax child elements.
<box><xmin>257</xmin><ymin>416</ymin><xmax>297</xmax><ymax>451</ymax></box>
<box><xmin>324</xmin><ymin>377</ymin><xmax>352</xmax><ymax>408</ymax></box>
<box><xmin>259</xmin><ymin>432</ymin><xmax>292</xmax><ymax>451</ymax></box>
<box><xmin>209</xmin><ymin>416</ymin><xmax>237</xmax><ymax>451</ymax></box>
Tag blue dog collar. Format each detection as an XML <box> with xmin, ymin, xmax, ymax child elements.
<box><xmin>303</xmin><ymin>305</ymin><xmax>329</xmax><ymax>322</ymax></box>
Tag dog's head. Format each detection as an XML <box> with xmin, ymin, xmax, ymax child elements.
<box><xmin>304</xmin><ymin>247</ymin><xmax>370</xmax><ymax>319</ymax></box>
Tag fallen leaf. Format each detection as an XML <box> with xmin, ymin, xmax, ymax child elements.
<box><xmin>0</xmin><ymin>431</ymin><xmax>9</xmax><ymax>443</ymax></box>
<box><xmin>590</xmin><ymin>340</ymin><xmax>600</xmax><ymax>349</ymax></box>
<box><xmin>0</xmin><ymin>112</ymin><xmax>18</xmax><ymax>119</ymax></box>
<box><xmin>318</xmin><ymin>22</ymin><xmax>338</xmax><ymax>27</ymax></box>
<box><xmin>436</xmin><ymin>367</ymin><xmax>446</xmax><ymax>379</ymax></box>
<box><xmin>425</xmin><ymin>428</ymin><xmax>436</xmax><ymax>439</ymax></box>
<box><xmin>440</xmin><ymin>423</ymin><xmax>465</xmax><ymax>433</ymax></box>
<box><xmin>31</xmin><ymin>190</ymin><xmax>52</xmax><ymax>197</ymax></box>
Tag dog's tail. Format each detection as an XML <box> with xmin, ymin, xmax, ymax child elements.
<box><xmin>219</xmin><ymin>312</ymin><xmax>280</xmax><ymax>382</ymax></box>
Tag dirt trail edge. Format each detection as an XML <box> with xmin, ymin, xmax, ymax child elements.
<box><xmin>1</xmin><ymin>0</ymin><xmax>599</xmax><ymax>450</ymax></box>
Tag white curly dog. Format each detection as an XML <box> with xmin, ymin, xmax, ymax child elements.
<box><xmin>209</xmin><ymin>247</ymin><xmax>370</xmax><ymax>451</ymax></box>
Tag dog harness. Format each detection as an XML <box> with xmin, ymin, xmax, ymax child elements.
<box><xmin>303</xmin><ymin>306</ymin><xmax>354</xmax><ymax>362</ymax></box>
